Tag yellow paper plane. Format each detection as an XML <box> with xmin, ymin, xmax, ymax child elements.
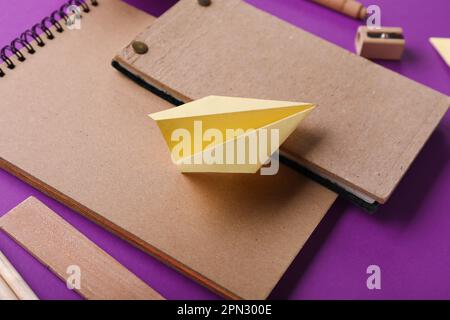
<box><xmin>149</xmin><ymin>96</ymin><xmax>315</xmax><ymax>173</ymax></box>
<box><xmin>430</xmin><ymin>37</ymin><xmax>450</xmax><ymax>68</ymax></box>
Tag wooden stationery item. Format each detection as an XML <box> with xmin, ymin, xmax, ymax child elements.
<box><xmin>0</xmin><ymin>250</ymin><xmax>38</xmax><ymax>300</ymax></box>
<box><xmin>0</xmin><ymin>197</ymin><xmax>164</xmax><ymax>300</ymax></box>
<box><xmin>312</xmin><ymin>0</ymin><xmax>367</xmax><ymax>20</ymax></box>
<box><xmin>356</xmin><ymin>26</ymin><xmax>405</xmax><ymax>60</ymax></box>
<box><xmin>113</xmin><ymin>0</ymin><xmax>449</xmax><ymax>208</ymax></box>
<box><xmin>0</xmin><ymin>276</ymin><xmax>18</xmax><ymax>300</ymax></box>
<box><xmin>0</xmin><ymin>0</ymin><xmax>337</xmax><ymax>300</ymax></box>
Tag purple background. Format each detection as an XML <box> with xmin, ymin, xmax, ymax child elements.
<box><xmin>0</xmin><ymin>0</ymin><xmax>449</xmax><ymax>300</ymax></box>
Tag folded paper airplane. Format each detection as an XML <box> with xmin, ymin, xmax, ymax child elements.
<box><xmin>430</xmin><ymin>37</ymin><xmax>450</xmax><ymax>68</ymax></box>
<box><xmin>149</xmin><ymin>96</ymin><xmax>315</xmax><ymax>173</ymax></box>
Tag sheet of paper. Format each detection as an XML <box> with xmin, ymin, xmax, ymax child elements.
<box><xmin>149</xmin><ymin>96</ymin><xmax>315</xmax><ymax>173</ymax></box>
<box><xmin>430</xmin><ymin>37</ymin><xmax>450</xmax><ymax>67</ymax></box>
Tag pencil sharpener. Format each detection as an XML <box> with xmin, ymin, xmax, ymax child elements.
<box><xmin>355</xmin><ymin>26</ymin><xmax>405</xmax><ymax>60</ymax></box>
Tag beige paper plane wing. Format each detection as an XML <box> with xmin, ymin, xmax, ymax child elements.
<box><xmin>430</xmin><ymin>37</ymin><xmax>450</xmax><ymax>68</ymax></box>
<box><xmin>149</xmin><ymin>96</ymin><xmax>315</xmax><ymax>173</ymax></box>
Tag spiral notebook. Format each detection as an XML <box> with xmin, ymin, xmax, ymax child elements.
<box><xmin>113</xmin><ymin>0</ymin><xmax>449</xmax><ymax>210</ymax></box>
<box><xmin>0</xmin><ymin>0</ymin><xmax>337</xmax><ymax>300</ymax></box>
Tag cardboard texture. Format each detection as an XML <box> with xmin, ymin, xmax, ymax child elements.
<box><xmin>150</xmin><ymin>95</ymin><xmax>315</xmax><ymax>173</ymax></box>
<box><xmin>0</xmin><ymin>197</ymin><xmax>164</xmax><ymax>300</ymax></box>
<box><xmin>114</xmin><ymin>0</ymin><xmax>449</xmax><ymax>204</ymax></box>
<box><xmin>0</xmin><ymin>0</ymin><xmax>337</xmax><ymax>299</ymax></box>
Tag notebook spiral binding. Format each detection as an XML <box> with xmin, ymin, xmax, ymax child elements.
<box><xmin>0</xmin><ymin>0</ymin><xmax>99</xmax><ymax>78</ymax></box>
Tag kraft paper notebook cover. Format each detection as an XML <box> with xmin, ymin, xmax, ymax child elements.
<box><xmin>113</xmin><ymin>0</ymin><xmax>450</xmax><ymax>209</ymax></box>
<box><xmin>0</xmin><ymin>0</ymin><xmax>337</xmax><ymax>300</ymax></box>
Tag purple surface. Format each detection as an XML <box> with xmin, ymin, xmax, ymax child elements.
<box><xmin>0</xmin><ymin>0</ymin><xmax>449</xmax><ymax>300</ymax></box>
